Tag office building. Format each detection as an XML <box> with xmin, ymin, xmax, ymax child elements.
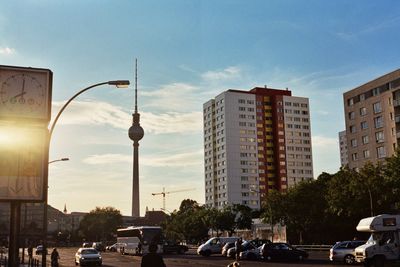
<box><xmin>203</xmin><ymin>87</ymin><xmax>313</xmax><ymax>210</ymax></box>
<box><xmin>343</xmin><ymin>69</ymin><xmax>400</xmax><ymax>170</ymax></box>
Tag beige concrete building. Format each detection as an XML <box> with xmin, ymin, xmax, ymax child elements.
<box><xmin>203</xmin><ymin>87</ymin><xmax>313</xmax><ymax>210</ymax></box>
<box><xmin>339</xmin><ymin>130</ymin><xmax>348</xmax><ymax>167</ymax></box>
<box><xmin>343</xmin><ymin>69</ymin><xmax>400</xmax><ymax>170</ymax></box>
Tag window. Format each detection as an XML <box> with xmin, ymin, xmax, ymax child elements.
<box><xmin>374</xmin><ymin>116</ymin><xmax>383</xmax><ymax>128</ymax></box>
<box><xmin>350</xmin><ymin>139</ymin><xmax>357</xmax><ymax>147</ymax></box>
<box><xmin>350</xmin><ymin>125</ymin><xmax>356</xmax><ymax>133</ymax></box>
<box><xmin>361</xmin><ymin>121</ymin><xmax>368</xmax><ymax>130</ymax></box>
<box><xmin>360</xmin><ymin>107</ymin><xmax>367</xmax><ymax>116</ymax></box>
<box><xmin>373</xmin><ymin>102</ymin><xmax>382</xmax><ymax>113</ymax></box>
<box><xmin>363</xmin><ymin>150</ymin><xmax>370</xmax><ymax>158</ymax></box>
<box><xmin>375</xmin><ymin>131</ymin><xmax>384</xmax><ymax>143</ymax></box>
<box><xmin>359</xmin><ymin>94</ymin><xmax>365</xmax><ymax>101</ymax></box>
<box><xmin>238</xmin><ymin>99</ymin><xmax>245</xmax><ymax>104</ymax></box>
<box><xmin>348</xmin><ymin>98</ymin><xmax>354</xmax><ymax>106</ymax></box>
<box><xmin>362</xmin><ymin>135</ymin><xmax>369</xmax><ymax>144</ymax></box>
<box><xmin>377</xmin><ymin>146</ymin><xmax>386</xmax><ymax>158</ymax></box>
<box><xmin>351</xmin><ymin>153</ymin><xmax>358</xmax><ymax>161</ymax></box>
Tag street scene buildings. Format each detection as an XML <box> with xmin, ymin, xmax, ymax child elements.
<box><xmin>341</xmin><ymin>69</ymin><xmax>400</xmax><ymax>170</ymax></box>
<box><xmin>203</xmin><ymin>87</ymin><xmax>313</xmax><ymax>210</ymax></box>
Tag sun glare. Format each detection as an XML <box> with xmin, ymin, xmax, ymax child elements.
<box><xmin>0</xmin><ymin>124</ymin><xmax>46</xmax><ymax>149</ymax></box>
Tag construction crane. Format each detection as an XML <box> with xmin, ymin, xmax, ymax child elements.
<box><xmin>151</xmin><ymin>187</ymin><xmax>195</xmax><ymax>211</ymax></box>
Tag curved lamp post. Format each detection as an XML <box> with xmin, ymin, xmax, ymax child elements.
<box><xmin>48</xmin><ymin>158</ymin><xmax>70</xmax><ymax>164</ymax></box>
<box><xmin>42</xmin><ymin>80</ymin><xmax>129</xmax><ymax>267</ymax></box>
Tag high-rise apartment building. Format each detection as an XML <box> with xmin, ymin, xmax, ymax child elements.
<box><xmin>203</xmin><ymin>87</ymin><xmax>313</xmax><ymax>210</ymax></box>
<box><xmin>339</xmin><ymin>130</ymin><xmax>349</xmax><ymax>167</ymax></box>
<box><xmin>343</xmin><ymin>69</ymin><xmax>400</xmax><ymax>170</ymax></box>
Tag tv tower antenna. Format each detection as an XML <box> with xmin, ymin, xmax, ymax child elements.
<box><xmin>128</xmin><ymin>58</ymin><xmax>144</xmax><ymax>217</ymax></box>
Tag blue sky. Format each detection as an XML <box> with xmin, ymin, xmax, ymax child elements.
<box><xmin>1</xmin><ymin>0</ymin><xmax>400</xmax><ymax>216</ymax></box>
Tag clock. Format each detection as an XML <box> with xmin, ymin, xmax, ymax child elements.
<box><xmin>0</xmin><ymin>66</ymin><xmax>52</xmax><ymax>121</ymax></box>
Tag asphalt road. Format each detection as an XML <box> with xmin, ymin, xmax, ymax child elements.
<box><xmin>31</xmin><ymin>247</ymin><xmax>340</xmax><ymax>267</ymax></box>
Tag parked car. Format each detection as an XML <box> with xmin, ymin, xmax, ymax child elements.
<box><xmin>92</xmin><ymin>242</ymin><xmax>105</xmax><ymax>252</ymax></box>
<box><xmin>106</xmin><ymin>243</ymin><xmax>121</xmax><ymax>252</ymax></box>
<box><xmin>250</xmin><ymin>239</ymin><xmax>271</xmax><ymax>247</ymax></box>
<box><xmin>35</xmin><ymin>245</ymin><xmax>48</xmax><ymax>255</ymax></box>
<box><xmin>162</xmin><ymin>240</ymin><xmax>189</xmax><ymax>254</ymax></box>
<box><xmin>75</xmin><ymin>248</ymin><xmax>102</xmax><ymax>266</ymax></box>
<box><xmin>329</xmin><ymin>240</ymin><xmax>366</xmax><ymax>265</ymax></box>
<box><xmin>240</xmin><ymin>245</ymin><xmax>263</xmax><ymax>261</ymax></box>
<box><xmin>221</xmin><ymin>242</ymin><xmax>235</xmax><ymax>257</ymax></box>
<box><xmin>197</xmin><ymin>237</ymin><xmax>240</xmax><ymax>256</ymax></box>
<box><xmin>227</xmin><ymin>241</ymin><xmax>257</xmax><ymax>258</ymax></box>
<box><xmin>261</xmin><ymin>242</ymin><xmax>308</xmax><ymax>261</ymax></box>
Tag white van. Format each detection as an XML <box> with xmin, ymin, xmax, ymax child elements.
<box><xmin>197</xmin><ymin>237</ymin><xmax>240</xmax><ymax>256</ymax></box>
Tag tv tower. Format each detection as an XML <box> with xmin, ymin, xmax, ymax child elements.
<box><xmin>128</xmin><ymin>59</ymin><xmax>144</xmax><ymax>217</ymax></box>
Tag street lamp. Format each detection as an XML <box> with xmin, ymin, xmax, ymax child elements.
<box><xmin>42</xmin><ymin>80</ymin><xmax>129</xmax><ymax>267</ymax></box>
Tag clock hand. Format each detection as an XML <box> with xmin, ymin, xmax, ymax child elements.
<box><xmin>11</xmin><ymin>91</ymin><xmax>27</xmax><ymax>99</ymax></box>
<box><xmin>21</xmin><ymin>75</ymin><xmax>26</xmax><ymax>94</ymax></box>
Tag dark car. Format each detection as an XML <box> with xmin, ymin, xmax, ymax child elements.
<box><xmin>250</xmin><ymin>239</ymin><xmax>271</xmax><ymax>247</ymax></box>
<box><xmin>163</xmin><ymin>240</ymin><xmax>189</xmax><ymax>254</ymax></box>
<box><xmin>261</xmin><ymin>242</ymin><xmax>308</xmax><ymax>261</ymax></box>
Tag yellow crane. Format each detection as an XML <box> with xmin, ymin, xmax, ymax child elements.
<box><xmin>151</xmin><ymin>187</ymin><xmax>195</xmax><ymax>211</ymax></box>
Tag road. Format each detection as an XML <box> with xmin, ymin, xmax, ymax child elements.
<box><xmin>32</xmin><ymin>247</ymin><xmax>339</xmax><ymax>267</ymax></box>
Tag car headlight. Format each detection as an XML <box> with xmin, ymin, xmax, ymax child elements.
<box><xmin>99</xmin><ymin>256</ymin><xmax>102</xmax><ymax>259</ymax></box>
<box><xmin>81</xmin><ymin>257</ymin><xmax>85</xmax><ymax>260</ymax></box>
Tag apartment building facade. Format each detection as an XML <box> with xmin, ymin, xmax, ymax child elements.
<box><xmin>203</xmin><ymin>87</ymin><xmax>313</xmax><ymax>210</ymax></box>
<box><xmin>339</xmin><ymin>130</ymin><xmax>349</xmax><ymax>167</ymax></box>
<box><xmin>343</xmin><ymin>69</ymin><xmax>400</xmax><ymax>170</ymax></box>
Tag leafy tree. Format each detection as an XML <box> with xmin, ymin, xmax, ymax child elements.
<box><xmin>232</xmin><ymin>204</ymin><xmax>253</xmax><ymax>230</ymax></box>
<box><xmin>383</xmin><ymin>147</ymin><xmax>400</xmax><ymax>212</ymax></box>
<box><xmin>79</xmin><ymin>206</ymin><xmax>122</xmax><ymax>241</ymax></box>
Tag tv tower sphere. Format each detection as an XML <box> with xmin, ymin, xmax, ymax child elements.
<box><xmin>129</xmin><ymin>117</ymin><xmax>144</xmax><ymax>141</ymax></box>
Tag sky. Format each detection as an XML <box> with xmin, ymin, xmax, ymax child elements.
<box><xmin>1</xmin><ymin>0</ymin><xmax>400</xmax><ymax>216</ymax></box>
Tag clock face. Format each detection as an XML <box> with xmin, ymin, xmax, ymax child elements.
<box><xmin>0</xmin><ymin>67</ymin><xmax>51</xmax><ymax>121</ymax></box>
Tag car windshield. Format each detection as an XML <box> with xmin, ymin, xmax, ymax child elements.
<box><xmin>81</xmin><ymin>249</ymin><xmax>98</xmax><ymax>254</ymax></box>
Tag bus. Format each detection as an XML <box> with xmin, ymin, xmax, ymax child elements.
<box><xmin>117</xmin><ymin>226</ymin><xmax>163</xmax><ymax>255</ymax></box>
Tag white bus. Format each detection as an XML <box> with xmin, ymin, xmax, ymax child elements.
<box><xmin>117</xmin><ymin>226</ymin><xmax>163</xmax><ymax>255</ymax></box>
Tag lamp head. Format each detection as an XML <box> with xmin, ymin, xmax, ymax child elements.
<box><xmin>108</xmin><ymin>80</ymin><xmax>130</xmax><ymax>88</ymax></box>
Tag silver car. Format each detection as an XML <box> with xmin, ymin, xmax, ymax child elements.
<box><xmin>75</xmin><ymin>248</ymin><xmax>102</xmax><ymax>266</ymax></box>
<box><xmin>329</xmin><ymin>240</ymin><xmax>365</xmax><ymax>265</ymax></box>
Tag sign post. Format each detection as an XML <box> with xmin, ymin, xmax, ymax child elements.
<box><xmin>0</xmin><ymin>65</ymin><xmax>52</xmax><ymax>267</ymax></box>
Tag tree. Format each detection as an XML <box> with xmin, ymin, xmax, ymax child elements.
<box><xmin>79</xmin><ymin>207</ymin><xmax>122</xmax><ymax>241</ymax></box>
<box><xmin>383</xmin><ymin>147</ymin><xmax>400</xmax><ymax>212</ymax></box>
<box><xmin>163</xmin><ymin>200</ymin><xmax>209</xmax><ymax>243</ymax></box>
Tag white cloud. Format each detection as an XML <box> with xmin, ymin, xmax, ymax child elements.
<box><xmin>143</xmin><ymin>111</ymin><xmax>202</xmax><ymax>134</ymax></box>
<box><xmin>312</xmin><ymin>135</ymin><xmax>338</xmax><ymax>148</ymax></box>
<box><xmin>0</xmin><ymin>47</ymin><xmax>15</xmax><ymax>55</ymax></box>
<box><xmin>201</xmin><ymin>66</ymin><xmax>241</xmax><ymax>82</ymax></box>
<box><xmin>52</xmin><ymin>100</ymin><xmax>203</xmax><ymax>134</ymax></box>
<box><xmin>52</xmin><ymin>100</ymin><xmax>129</xmax><ymax>129</ymax></box>
<box><xmin>83</xmin><ymin>150</ymin><xmax>203</xmax><ymax>167</ymax></box>
<box><xmin>141</xmin><ymin>82</ymin><xmax>200</xmax><ymax>112</ymax></box>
